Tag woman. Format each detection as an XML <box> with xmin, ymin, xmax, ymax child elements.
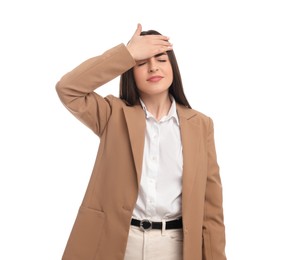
<box><xmin>56</xmin><ymin>23</ymin><xmax>226</xmax><ymax>260</ymax></box>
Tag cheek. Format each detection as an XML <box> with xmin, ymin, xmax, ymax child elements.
<box><xmin>133</xmin><ymin>69</ymin><xmax>146</xmax><ymax>88</ymax></box>
<box><xmin>167</xmin><ymin>69</ymin><xmax>174</xmax><ymax>84</ymax></box>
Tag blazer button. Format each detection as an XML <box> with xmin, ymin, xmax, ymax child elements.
<box><xmin>184</xmin><ymin>227</ymin><xmax>188</xmax><ymax>235</ymax></box>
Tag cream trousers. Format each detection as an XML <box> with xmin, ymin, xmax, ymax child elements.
<box><xmin>124</xmin><ymin>225</ymin><xmax>183</xmax><ymax>260</ymax></box>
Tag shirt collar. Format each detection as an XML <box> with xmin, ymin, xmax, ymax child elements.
<box><xmin>139</xmin><ymin>96</ymin><xmax>180</xmax><ymax>125</ymax></box>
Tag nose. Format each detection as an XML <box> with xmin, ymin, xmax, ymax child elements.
<box><xmin>148</xmin><ymin>60</ymin><xmax>159</xmax><ymax>73</ymax></box>
<box><xmin>149</xmin><ymin>67</ymin><xmax>158</xmax><ymax>72</ymax></box>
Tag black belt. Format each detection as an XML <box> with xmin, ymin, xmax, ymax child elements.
<box><xmin>131</xmin><ymin>218</ymin><xmax>182</xmax><ymax>231</ymax></box>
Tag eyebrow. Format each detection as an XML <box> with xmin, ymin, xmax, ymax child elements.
<box><xmin>154</xmin><ymin>53</ymin><xmax>167</xmax><ymax>58</ymax></box>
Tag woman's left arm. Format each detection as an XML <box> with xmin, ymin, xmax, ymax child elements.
<box><xmin>202</xmin><ymin>118</ymin><xmax>227</xmax><ymax>260</ymax></box>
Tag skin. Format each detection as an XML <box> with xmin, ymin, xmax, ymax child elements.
<box><xmin>127</xmin><ymin>24</ymin><xmax>174</xmax><ymax>121</ymax></box>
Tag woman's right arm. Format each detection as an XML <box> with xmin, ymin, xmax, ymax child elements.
<box><xmin>56</xmin><ymin>24</ymin><xmax>172</xmax><ymax>136</ymax></box>
<box><xmin>56</xmin><ymin>44</ymin><xmax>136</xmax><ymax>136</ymax></box>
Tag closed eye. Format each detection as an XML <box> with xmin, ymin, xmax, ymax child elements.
<box><xmin>137</xmin><ymin>62</ymin><xmax>147</xmax><ymax>66</ymax></box>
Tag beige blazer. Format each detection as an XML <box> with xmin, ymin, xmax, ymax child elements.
<box><xmin>56</xmin><ymin>44</ymin><xmax>226</xmax><ymax>260</ymax></box>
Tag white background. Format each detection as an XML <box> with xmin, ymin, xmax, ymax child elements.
<box><xmin>1</xmin><ymin>0</ymin><xmax>297</xmax><ymax>259</ymax></box>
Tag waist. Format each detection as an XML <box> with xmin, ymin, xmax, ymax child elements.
<box><xmin>131</xmin><ymin>218</ymin><xmax>183</xmax><ymax>231</ymax></box>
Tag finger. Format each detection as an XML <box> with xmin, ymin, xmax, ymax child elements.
<box><xmin>159</xmin><ymin>45</ymin><xmax>173</xmax><ymax>53</ymax></box>
<box><xmin>133</xmin><ymin>23</ymin><xmax>142</xmax><ymax>37</ymax></box>
<box><xmin>146</xmin><ymin>35</ymin><xmax>170</xmax><ymax>42</ymax></box>
<box><xmin>153</xmin><ymin>39</ymin><xmax>173</xmax><ymax>47</ymax></box>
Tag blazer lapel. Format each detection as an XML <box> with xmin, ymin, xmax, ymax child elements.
<box><xmin>123</xmin><ymin>104</ymin><xmax>146</xmax><ymax>188</ymax></box>
<box><xmin>177</xmin><ymin>105</ymin><xmax>201</xmax><ymax>213</ymax></box>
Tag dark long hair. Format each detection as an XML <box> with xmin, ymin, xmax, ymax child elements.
<box><xmin>120</xmin><ymin>30</ymin><xmax>191</xmax><ymax>108</ymax></box>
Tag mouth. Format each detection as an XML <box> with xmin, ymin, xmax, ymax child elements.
<box><xmin>147</xmin><ymin>76</ymin><xmax>163</xmax><ymax>82</ymax></box>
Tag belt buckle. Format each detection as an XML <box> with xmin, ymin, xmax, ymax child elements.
<box><xmin>140</xmin><ymin>219</ymin><xmax>152</xmax><ymax>231</ymax></box>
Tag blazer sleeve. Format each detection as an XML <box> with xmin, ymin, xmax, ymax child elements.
<box><xmin>203</xmin><ymin>118</ymin><xmax>227</xmax><ymax>260</ymax></box>
<box><xmin>55</xmin><ymin>43</ymin><xmax>136</xmax><ymax>136</ymax></box>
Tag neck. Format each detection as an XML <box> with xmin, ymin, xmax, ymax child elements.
<box><xmin>141</xmin><ymin>93</ymin><xmax>172</xmax><ymax>121</ymax></box>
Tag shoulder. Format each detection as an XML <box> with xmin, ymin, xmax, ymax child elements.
<box><xmin>104</xmin><ymin>95</ymin><xmax>125</xmax><ymax>107</ymax></box>
<box><xmin>104</xmin><ymin>95</ymin><xmax>142</xmax><ymax>111</ymax></box>
<box><xmin>177</xmin><ymin>104</ymin><xmax>213</xmax><ymax>127</ymax></box>
<box><xmin>191</xmin><ymin>108</ymin><xmax>210</xmax><ymax>121</ymax></box>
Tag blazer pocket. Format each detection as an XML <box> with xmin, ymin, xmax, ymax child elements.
<box><xmin>62</xmin><ymin>206</ymin><xmax>105</xmax><ymax>260</ymax></box>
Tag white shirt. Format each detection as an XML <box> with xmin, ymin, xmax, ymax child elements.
<box><xmin>132</xmin><ymin>98</ymin><xmax>183</xmax><ymax>221</ymax></box>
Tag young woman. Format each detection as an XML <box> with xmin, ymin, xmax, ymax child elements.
<box><xmin>56</xmin><ymin>24</ymin><xmax>226</xmax><ymax>260</ymax></box>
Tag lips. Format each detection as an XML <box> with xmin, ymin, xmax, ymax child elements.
<box><xmin>147</xmin><ymin>76</ymin><xmax>163</xmax><ymax>82</ymax></box>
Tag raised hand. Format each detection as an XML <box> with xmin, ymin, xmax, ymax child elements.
<box><xmin>126</xmin><ymin>23</ymin><xmax>173</xmax><ymax>61</ymax></box>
